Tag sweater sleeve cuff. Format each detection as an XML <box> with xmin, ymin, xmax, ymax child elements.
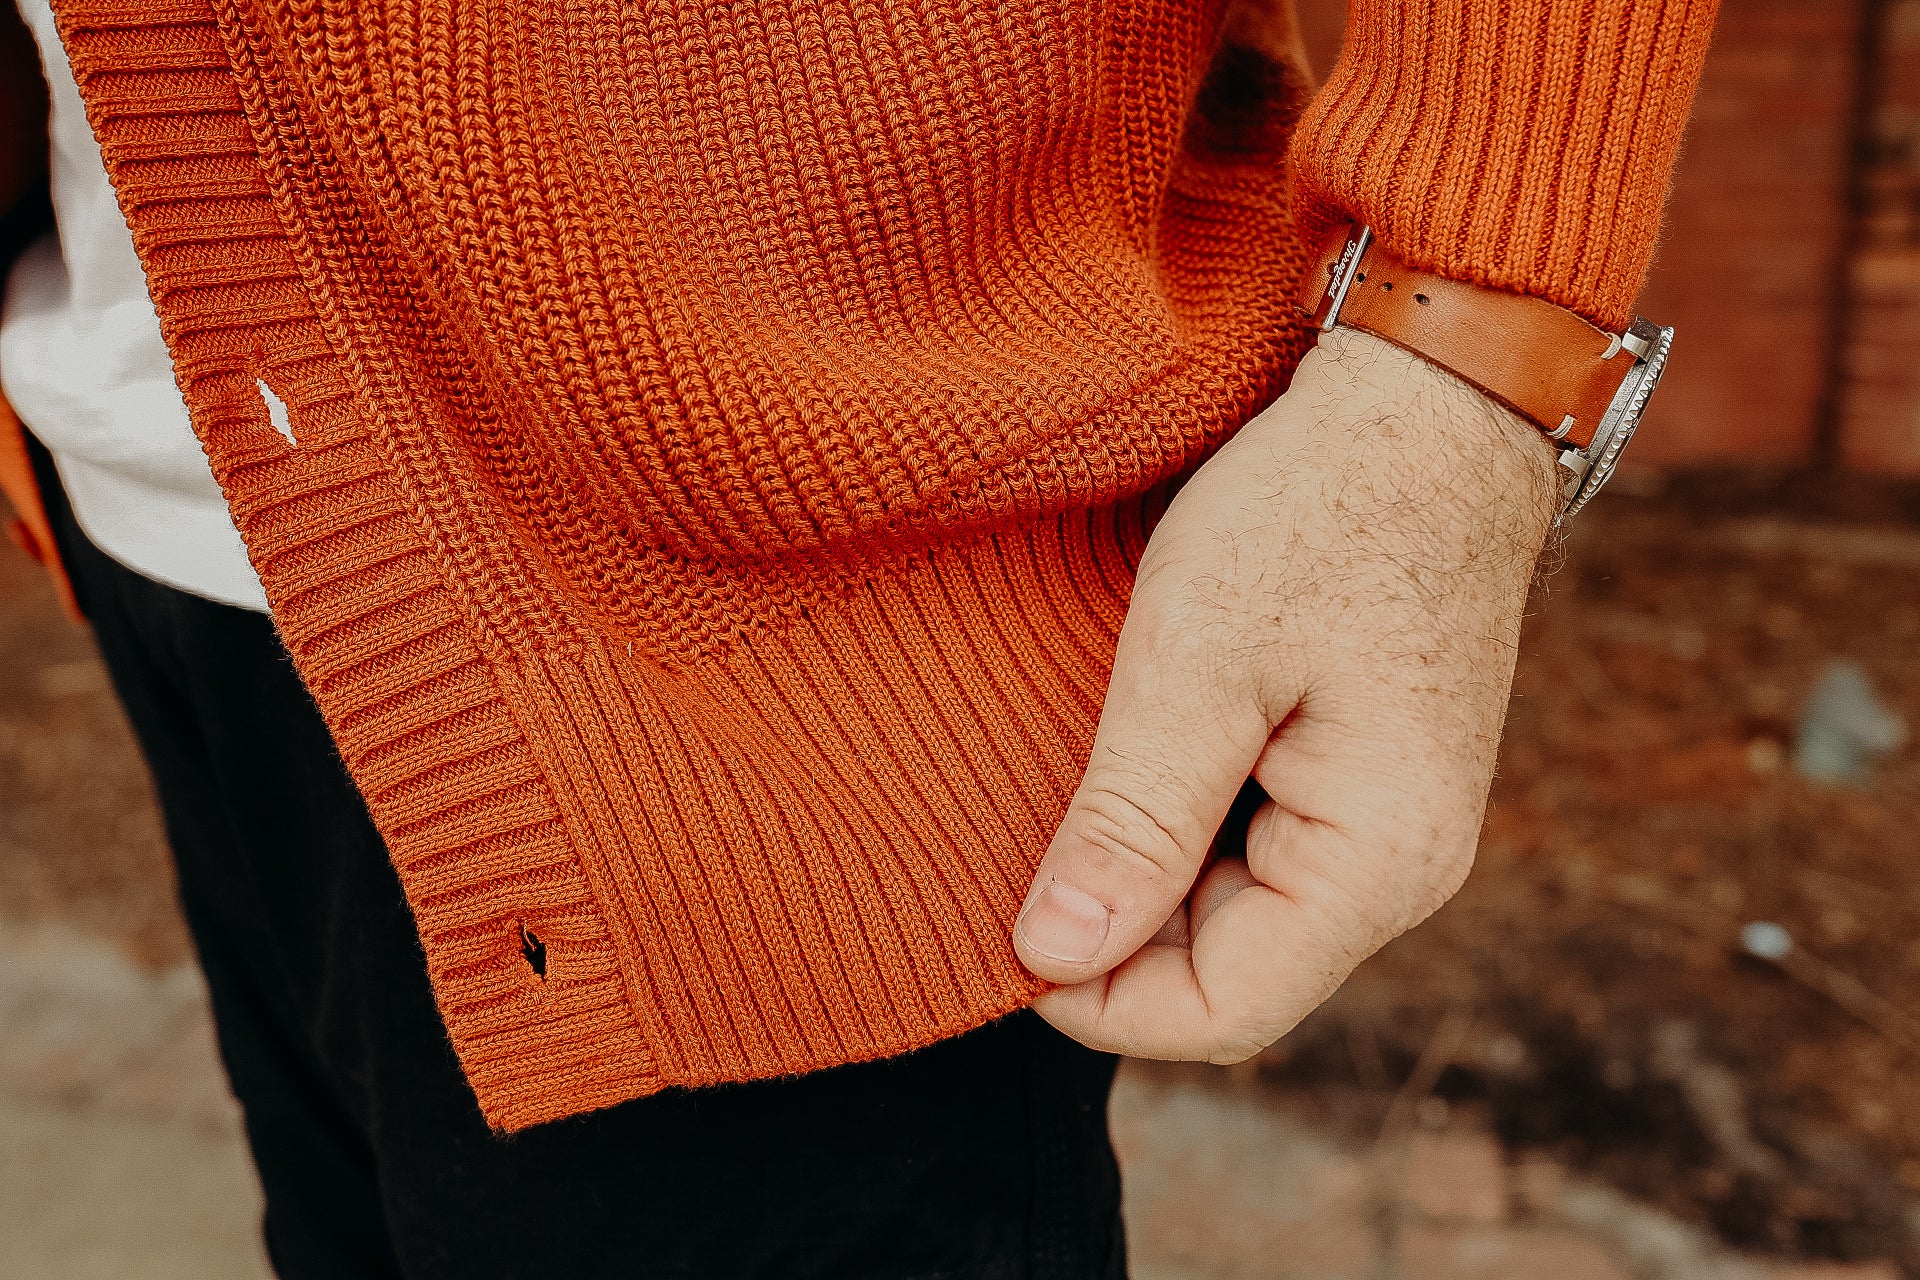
<box><xmin>1287</xmin><ymin>0</ymin><xmax>1719</xmax><ymax>330</ymax></box>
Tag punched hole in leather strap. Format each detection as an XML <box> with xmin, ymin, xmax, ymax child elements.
<box><xmin>1295</xmin><ymin>226</ymin><xmax>1641</xmax><ymax>451</ymax></box>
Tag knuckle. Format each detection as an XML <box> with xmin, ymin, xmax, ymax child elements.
<box><xmin>1202</xmin><ymin>1008</ymin><xmax>1282</xmax><ymax>1066</ymax></box>
<box><xmin>1386</xmin><ymin>825</ymin><xmax>1478</xmax><ymax>930</ymax></box>
<box><xmin>1428</xmin><ymin>836</ymin><xmax>1477</xmax><ymax>904</ymax></box>
<box><xmin>1207</xmin><ymin>1041</ymin><xmax>1264</xmax><ymax>1067</ymax></box>
<box><xmin>1206</xmin><ymin>1016</ymin><xmax>1273</xmax><ymax>1064</ymax></box>
<box><xmin>1133</xmin><ymin>601</ymin><xmax>1261</xmax><ymax>701</ymax></box>
<box><xmin>1068</xmin><ymin>782</ymin><xmax>1195</xmax><ymax>883</ymax></box>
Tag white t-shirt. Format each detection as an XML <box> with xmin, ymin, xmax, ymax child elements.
<box><xmin>2</xmin><ymin>0</ymin><xmax>267</xmax><ymax>611</ymax></box>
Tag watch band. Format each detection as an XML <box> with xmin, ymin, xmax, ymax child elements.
<box><xmin>1296</xmin><ymin>225</ymin><xmax>1646</xmax><ymax>449</ymax></box>
<box><xmin>1295</xmin><ymin>224</ymin><xmax>1674</xmax><ymax>516</ymax></box>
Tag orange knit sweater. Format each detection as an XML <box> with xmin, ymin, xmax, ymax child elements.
<box><xmin>45</xmin><ymin>0</ymin><xmax>1715</xmax><ymax>1130</ymax></box>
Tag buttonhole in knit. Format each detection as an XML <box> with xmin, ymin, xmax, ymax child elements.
<box><xmin>1415</xmin><ymin>293</ymin><xmax>1431</xmax><ymax>306</ymax></box>
<box><xmin>519</xmin><ymin>924</ymin><xmax>547</xmax><ymax>979</ymax></box>
<box><xmin>257</xmin><ymin>379</ymin><xmax>296</xmax><ymax>446</ymax></box>
<box><xmin>1380</xmin><ymin>281</ymin><xmax>1393</xmax><ymax>292</ymax></box>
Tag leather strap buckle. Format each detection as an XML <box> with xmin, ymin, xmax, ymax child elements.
<box><xmin>1314</xmin><ymin>226</ymin><xmax>1373</xmax><ymax>333</ymax></box>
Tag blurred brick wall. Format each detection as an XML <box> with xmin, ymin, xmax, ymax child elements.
<box><xmin>1634</xmin><ymin>0</ymin><xmax>1865</xmax><ymax>467</ymax></box>
<box><xmin>1840</xmin><ymin>0</ymin><xmax>1920</xmax><ymax>473</ymax></box>
<box><xmin>1292</xmin><ymin>0</ymin><xmax>1884</xmax><ymax>471</ymax></box>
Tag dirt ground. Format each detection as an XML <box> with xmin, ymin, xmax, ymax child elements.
<box><xmin>3</xmin><ymin>468</ymin><xmax>1918</xmax><ymax>1274</ymax></box>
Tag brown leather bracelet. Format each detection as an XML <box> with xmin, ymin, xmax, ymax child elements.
<box><xmin>1295</xmin><ymin>225</ymin><xmax>1674</xmax><ymax>516</ymax></box>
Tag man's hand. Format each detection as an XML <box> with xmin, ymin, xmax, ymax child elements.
<box><xmin>1012</xmin><ymin>327</ymin><xmax>1561</xmax><ymax>1062</ymax></box>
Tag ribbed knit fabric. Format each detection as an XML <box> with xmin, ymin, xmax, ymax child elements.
<box><xmin>48</xmin><ymin>0</ymin><xmax>1716</xmax><ymax>1130</ymax></box>
<box><xmin>1291</xmin><ymin>0</ymin><xmax>1719</xmax><ymax>329</ymax></box>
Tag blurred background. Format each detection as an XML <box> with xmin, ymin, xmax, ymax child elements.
<box><xmin>4</xmin><ymin>1</ymin><xmax>1920</xmax><ymax>1278</ymax></box>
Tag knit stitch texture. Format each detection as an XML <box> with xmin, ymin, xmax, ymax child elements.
<box><xmin>50</xmin><ymin>0</ymin><xmax>1716</xmax><ymax>1129</ymax></box>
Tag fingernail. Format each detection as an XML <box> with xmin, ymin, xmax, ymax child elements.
<box><xmin>1017</xmin><ymin>881</ymin><xmax>1111</xmax><ymax>964</ymax></box>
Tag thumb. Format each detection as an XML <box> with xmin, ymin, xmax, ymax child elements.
<box><xmin>1014</xmin><ymin>616</ymin><xmax>1277</xmax><ymax>985</ymax></box>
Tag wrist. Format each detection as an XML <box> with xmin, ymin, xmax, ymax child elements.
<box><xmin>1305</xmin><ymin>327</ymin><xmax>1562</xmax><ymax>539</ymax></box>
<box><xmin>1297</xmin><ymin>225</ymin><xmax>1676</xmax><ymax>518</ymax></box>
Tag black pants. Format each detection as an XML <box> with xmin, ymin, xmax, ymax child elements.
<box><xmin>37</xmin><ymin>441</ymin><xmax>1125</xmax><ymax>1280</ymax></box>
